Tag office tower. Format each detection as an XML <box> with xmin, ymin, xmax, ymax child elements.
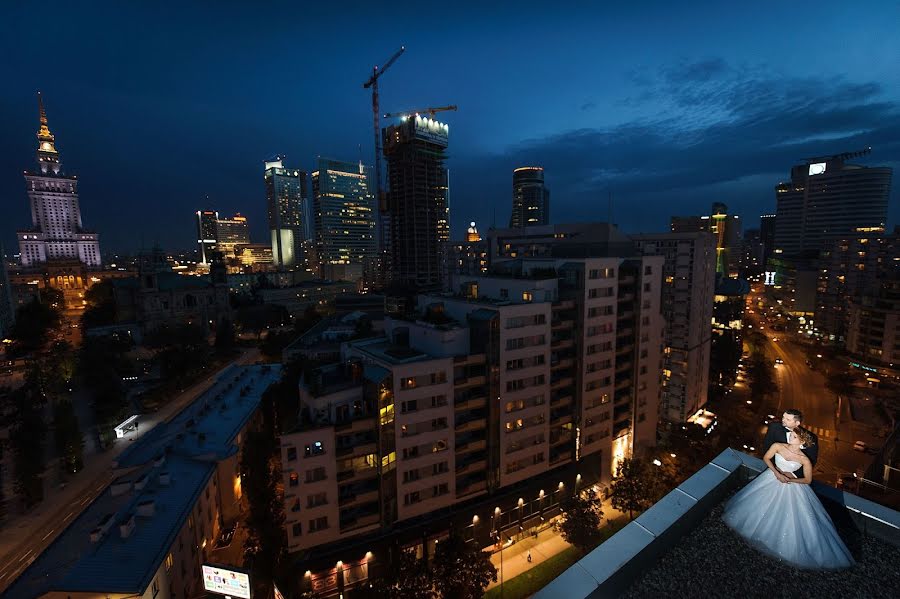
<box><xmin>773</xmin><ymin>149</ymin><xmax>892</xmax><ymax>258</ymax></box>
<box><xmin>264</xmin><ymin>156</ymin><xmax>308</xmax><ymax>268</ymax></box>
<box><xmin>17</xmin><ymin>93</ymin><xmax>101</xmax><ymax>269</ymax></box>
<box><xmin>195</xmin><ymin>210</ymin><xmax>218</xmax><ymax>263</ymax></box>
<box><xmin>510</xmin><ymin>167</ymin><xmax>550</xmax><ymax>228</ymax></box>
<box><xmin>280</xmin><ymin>239</ymin><xmax>664</xmax><ymax>555</ymax></box>
<box><xmin>0</xmin><ymin>245</ymin><xmax>14</xmax><ymax>340</ymax></box>
<box><xmin>759</xmin><ymin>214</ymin><xmax>776</xmax><ymax>268</ymax></box>
<box><xmin>671</xmin><ymin>204</ymin><xmax>740</xmax><ymax>276</ymax></box>
<box><xmin>311</xmin><ymin>158</ymin><xmax>376</xmax><ymax>282</ymax></box>
<box><xmin>215</xmin><ymin>213</ymin><xmax>250</xmax><ymax>257</ymax></box>
<box><xmin>816</xmin><ymin>227</ymin><xmax>900</xmax><ymax>343</ymax></box>
<box><xmin>382</xmin><ymin>115</ymin><xmax>450</xmax><ymax>297</ymax></box>
<box><xmin>632</xmin><ymin>233</ymin><xmax>716</xmax><ymax>422</ymax></box>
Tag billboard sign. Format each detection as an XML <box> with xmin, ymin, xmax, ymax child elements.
<box><xmin>764</xmin><ymin>271</ymin><xmax>776</xmax><ymax>286</ymax></box>
<box><xmin>808</xmin><ymin>162</ymin><xmax>826</xmax><ymax>176</ymax></box>
<box><xmin>414</xmin><ymin>115</ymin><xmax>449</xmax><ymax>146</ymax></box>
<box><xmin>202</xmin><ymin>564</ymin><xmax>251</xmax><ymax>599</ymax></box>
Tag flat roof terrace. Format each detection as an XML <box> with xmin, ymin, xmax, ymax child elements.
<box><xmin>537</xmin><ymin>449</ymin><xmax>900</xmax><ymax>599</ymax></box>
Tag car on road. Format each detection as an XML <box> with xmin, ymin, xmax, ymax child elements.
<box><xmin>853</xmin><ymin>441</ymin><xmax>868</xmax><ymax>452</ymax></box>
<box><xmin>774</xmin><ymin>357</ymin><xmax>784</xmax><ymax>365</ymax></box>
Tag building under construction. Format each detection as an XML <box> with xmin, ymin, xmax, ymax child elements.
<box><xmin>383</xmin><ymin>114</ymin><xmax>450</xmax><ymax>301</ymax></box>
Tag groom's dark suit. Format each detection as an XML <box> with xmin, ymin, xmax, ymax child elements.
<box><xmin>763</xmin><ymin>422</ymin><xmax>818</xmax><ymax>479</ymax></box>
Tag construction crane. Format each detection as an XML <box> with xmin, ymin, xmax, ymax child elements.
<box><xmin>363</xmin><ymin>46</ymin><xmax>405</xmax><ymax>217</ymax></box>
<box><xmin>383</xmin><ymin>105</ymin><xmax>458</xmax><ymax>120</ymax></box>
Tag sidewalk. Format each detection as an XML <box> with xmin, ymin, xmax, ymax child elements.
<box><xmin>0</xmin><ymin>348</ymin><xmax>256</xmax><ymax>592</ymax></box>
<box><xmin>486</xmin><ymin>499</ymin><xmax>627</xmax><ymax>591</ymax></box>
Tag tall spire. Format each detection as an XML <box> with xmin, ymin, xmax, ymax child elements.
<box><xmin>36</xmin><ymin>91</ymin><xmax>61</xmax><ymax>175</ymax></box>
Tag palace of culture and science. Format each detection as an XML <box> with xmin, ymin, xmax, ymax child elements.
<box><xmin>16</xmin><ymin>93</ymin><xmax>101</xmax><ymax>301</ymax></box>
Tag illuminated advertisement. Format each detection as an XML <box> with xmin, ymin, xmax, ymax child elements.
<box><xmin>202</xmin><ymin>564</ymin><xmax>251</xmax><ymax>599</ymax></box>
<box><xmin>414</xmin><ymin>115</ymin><xmax>449</xmax><ymax>145</ymax></box>
<box><xmin>808</xmin><ymin>162</ymin><xmax>826</xmax><ymax>176</ymax></box>
<box><xmin>764</xmin><ymin>271</ymin><xmax>776</xmax><ymax>286</ymax></box>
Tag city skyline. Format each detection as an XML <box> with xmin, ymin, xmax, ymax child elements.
<box><xmin>1</xmin><ymin>2</ymin><xmax>899</xmax><ymax>254</ymax></box>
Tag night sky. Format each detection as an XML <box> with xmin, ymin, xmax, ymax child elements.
<box><xmin>2</xmin><ymin>1</ymin><xmax>899</xmax><ymax>254</ymax></box>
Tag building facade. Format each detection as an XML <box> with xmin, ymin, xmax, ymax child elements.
<box><xmin>510</xmin><ymin>167</ymin><xmax>550</xmax><ymax>228</ymax></box>
<box><xmin>816</xmin><ymin>227</ymin><xmax>900</xmax><ymax>343</ymax></box>
<box><xmin>265</xmin><ymin>156</ymin><xmax>308</xmax><ymax>268</ymax></box>
<box><xmin>16</xmin><ymin>93</ymin><xmax>102</xmax><ymax>307</ymax></box>
<box><xmin>5</xmin><ymin>365</ymin><xmax>280</xmax><ymax>599</ymax></box>
<box><xmin>382</xmin><ymin>116</ymin><xmax>450</xmax><ymax>296</ymax></box>
<box><xmin>671</xmin><ymin>203</ymin><xmax>741</xmax><ymax>277</ymax></box>
<box><xmin>760</xmin><ymin>214</ymin><xmax>776</xmax><ymax>269</ymax></box>
<box><xmin>280</xmin><ymin>240</ymin><xmax>664</xmax><ymax>555</ymax></box>
<box><xmin>846</xmin><ymin>277</ymin><xmax>900</xmax><ymax>367</ymax></box>
<box><xmin>312</xmin><ymin>159</ymin><xmax>377</xmax><ymax>283</ymax></box>
<box><xmin>632</xmin><ymin>233</ymin><xmax>716</xmax><ymax>423</ymax></box>
<box><xmin>773</xmin><ymin>149</ymin><xmax>892</xmax><ymax>258</ymax></box>
<box><xmin>111</xmin><ymin>247</ymin><xmax>231</xmax><ymax>333</ymax></box>
<box><xmin>195</xmin><ymin>210</ymin><xmax>218</xmax><ymax>264</ymax></box>
<box><xmin>215</xmin><ymin>213</ymin><xmax>250</xmax><ymax>257</ymax></box>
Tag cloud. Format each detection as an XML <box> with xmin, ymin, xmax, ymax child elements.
<box><xmin>451</xmin><ymin>61</ymin><xmax>900</xmax><ymax>235</ymax></box>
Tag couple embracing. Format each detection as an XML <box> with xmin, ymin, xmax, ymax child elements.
<box><xmin>722</xmin><ymin>409</ymin><xmax>855</xmax><ymax>570</ymax></box>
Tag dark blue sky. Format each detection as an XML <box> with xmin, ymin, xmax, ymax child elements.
<box><xmin>2</xmin><ymin>1</ymin><xmax>899</xmax><ymax>253</ymax></box>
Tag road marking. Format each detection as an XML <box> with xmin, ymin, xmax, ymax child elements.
<box><xmin>17</xmin><ymin>550</ymin><xmax>33</xmax><ymax>564</ymax></box>
<box><xmin>64</xmin><ymin>510</ymin><xmax>75</xmax><ymax>522</ymax></box>
<box><xmin>41</xmin><ymin>529</ymin><xmax>55</xmax><ymax>541</ymax></box>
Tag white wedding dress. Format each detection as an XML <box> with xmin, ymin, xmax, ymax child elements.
<box><xmin>722</xmin><ymin>453</ymin><xmax>855</xmax><ymax>569</ymax></box>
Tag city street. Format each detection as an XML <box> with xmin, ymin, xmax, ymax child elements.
<box><xmin>0</xmin><ymin>347</ymin><xmax>260</xmax><ymax>593</ymax></box>
<box><xmin>744</xmin><ymin>304</ymin><xmax>885</xmax><ymax>485</ymax></box>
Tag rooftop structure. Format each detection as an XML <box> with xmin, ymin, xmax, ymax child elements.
<box><xmin>7</xmin><ymin>364</ymin><xmax>281</xmax><ymax>599</ymax></box>
<box><xmin>537</xmin><ymin>448</ymin><xmax>900</xmax><ymax>598</ymax></box>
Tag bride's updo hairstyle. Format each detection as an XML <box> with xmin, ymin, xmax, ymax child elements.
<box><xmin>795</xmin><ymin>428</ymin><xmax>816</xmax><ymax>448</ymax></box>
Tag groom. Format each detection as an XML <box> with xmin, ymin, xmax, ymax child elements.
<box><xmin>763</xmin><ymin>408</ymin><xmax>818</xmax><ymax>482</ymax></box>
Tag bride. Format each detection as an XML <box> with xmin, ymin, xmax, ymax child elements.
<box><xmin>722</xmin><ymin>428</ymin><xmax>854</xmax><ymax>569</ymax></box>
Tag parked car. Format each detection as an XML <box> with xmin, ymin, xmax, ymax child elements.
<box><xmin>853</xmin><ymin>441</ymin><xmax>868</xmax><ymax>452</ymax></box>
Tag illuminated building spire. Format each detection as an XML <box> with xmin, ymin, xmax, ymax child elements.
<box><xmin>36</xmin><ymin>91</ymin><xmax>61</xmax><ymax>174</ymax></box>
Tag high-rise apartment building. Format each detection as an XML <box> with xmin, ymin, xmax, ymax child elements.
<box><xmin>382</xmin><ymin>115</ymin><xmax>450</xmax><ymax>297</ymax></box>
<box><xmin>816</xmin><ymin>227</ymin><xmax>900</xmax><ymax>343</ymax></box>
<box><xmin>17</xmin><ymin>93</ymin><xmax>101</xmax><ymax>269</ymax></box>
<box><xmin>265</xmin><ymin>156</ymin><xmax>308</xmax><ymax>268</ymax></box>
<box><xmin>632</xmin><ymin>233</ymin><xmax>716</xmax><ymax>422</ymax></box>
<box><xmin>773</xmin><ymin>149</ymin><xmax>891</xmax><ymax>258</ymax></box>
<box><xmin>846</xmin><ymin>277</ymin><xmax>900</xmax><ymax>368</ymax></box>
<box><xmin>195</xmin><ymin>210</ymin><xmax>218</xmax><ymax>263</ymax></box>
<box><xmin>312</xmin><ymin>158</ymin><xmax>376</xmax><ymax>283</ymax></box>
<box><xmin>510</xmin><ymin>167</ymin><xmax>550</xmax><ymax>228</ymax></box>
<box><xmin>280</xmin><ymin>229</ymin><xmax>664</xmax><ymax>557</ymax></box>
<box><xmin>671</xmin><ymin>203</ymin><xmax>740</xmax><ymax>276</ymax></box>
<box><xmin>215</xmin><ymin>213</ymin><xmax>250</xmax><ymax>257</ymax></box>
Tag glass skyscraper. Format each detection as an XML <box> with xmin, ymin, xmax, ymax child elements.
<box><xmin>311</xmin><ymin>158</ymin><xmax>376</xmax><ymax>282</ymax></box>
<box><xmin>264</xmin><ymin>156</ymin><xmax>308</xmax><ymax>268</ymax></box>
<box><xmin>510</xmin><ymin>166</ymin><xmax>550</xmax><ymax>228</ymax></box>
